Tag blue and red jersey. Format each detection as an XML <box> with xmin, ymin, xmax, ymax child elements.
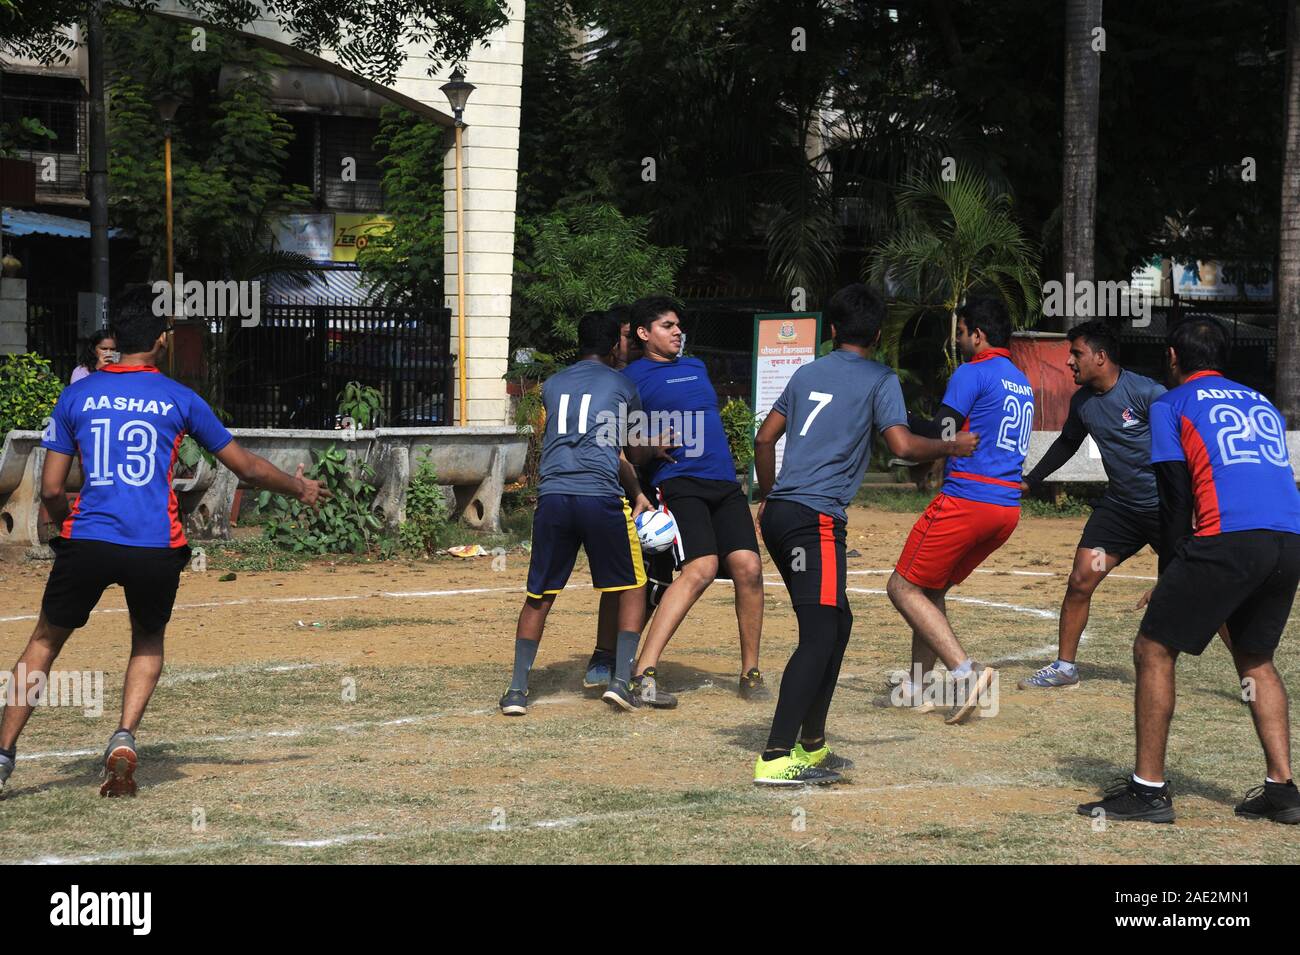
<box><xmin>939</xmin><ymin>348</ymin><xmax>1034</xmax><ymax>507</ymax></box>
<box><xmin>1149</xmin><ymin>371</ymin><xmax>1300</xmax><ymax>536</ymax></box>
<box><xmin>41</xmin><ymin>364</ymin><xmax>233</xmax><ymax>548</ymax></box>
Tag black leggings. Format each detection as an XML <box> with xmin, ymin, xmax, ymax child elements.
<box><xmin>766</xmin><ymin>603</ymin><xmax>853</xmax><ymax>752</ymax></box>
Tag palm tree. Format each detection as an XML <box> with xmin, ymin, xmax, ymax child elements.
<box><xmin>868</xmin><ymin>168</ymin><xmax>1041</xmax><ymax>370</ymax></box>
<box><xmin>1278</xmin><ymin>0</ymin><xmax>1300</xmax><ymax>425</ymax></box>
<box><xmin>1061</xmin><ymin>0</ymin><xmax>1102</xmax><ymax>322</ymax></box>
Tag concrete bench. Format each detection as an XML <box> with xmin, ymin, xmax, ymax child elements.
<box><xmin>0</xmin><ymin>426</ymin><xmax>531</xmax><ymax>550</ymax></box>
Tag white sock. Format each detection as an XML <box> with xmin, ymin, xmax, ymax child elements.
<box><xmin>950</xmin><ymin>658</ymin><xmax>973</xmax><ymax>678</ymax></box>
<box><xmin>1054</xmin><ymin>658</ymin><xmax>1077</xmax><ymax>674</ymax></box>
<box><xmin>1132</xmin><ymin>773</ymin><xmax>1164</xmax><ymax>789</ymax></box>
<box><xmin>1267</xmin><ymin>776</ymin><xmax>1283</xmax><ymax>784</ymax></box>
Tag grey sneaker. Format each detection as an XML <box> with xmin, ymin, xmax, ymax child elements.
<box><xmin>0</xmin><ymin>753</ymin><xmax>14</xmax><ymax>794</ymax></box>
<box><xmin>944</xmin><ymin>664</ymin><xmax>997</xmax><ymax>725</ymax></box>
<box><xmin>100</xmin><ymin>729</ymin><xmax>138</xmax><ymax>798</ymax></box>
<box><xmin>1018</xmin><ymin>662</ymin><xmax>1080</xmax><ymax>690</ymax></box>
<box><xmin>871</xmin><ymin>681</ymin><xmax>936</xmax><ymax>713</ymax></box>
<box><xmin>499</xmin><ymin>688</ymin><xmax>529</xmax><ymax>716</ymax></box>
<box><xmin>630</xmin><ymin>668</ymin><xmax>678</xmax><ymax>709</ymax></box>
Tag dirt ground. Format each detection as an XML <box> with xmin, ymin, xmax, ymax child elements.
<box><xmin>0</xmin><ymin>503</ymin><xmax>1295</xmax><ymax>864</ymax></box>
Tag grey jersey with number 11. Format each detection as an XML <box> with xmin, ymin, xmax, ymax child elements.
<box><xmin>766</xmin><ymin>349</ymin><xmax>909</xmax><ymax>521</ymax></box>
<box><xmin>538</xmin><ymin>359</ymin><xmax>642</xmax><ymax>498</ymax></box>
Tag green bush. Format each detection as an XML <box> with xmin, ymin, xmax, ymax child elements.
<box><xmin>399</xmin><ymin>450</ymin><xmax>450</xmax><ymax>555</ymax></box>
<box><xmin>337</xmin><ymin>381</ymin><xmax>383</xmax><ymax>429</ymax></box>
<box><xmin>720</xmin><ymin>397</ymin><xmax>758</xmax><ymax>474</ymax></box>
<box><xmin>0</xmin><ymin>353</ymin><xmax>64</xmax><ymax>438</ymax></box>
<box><xmin>256</xmin><ymin>445</ymin><xmax>390</xmax><ymax>556</ymax></box>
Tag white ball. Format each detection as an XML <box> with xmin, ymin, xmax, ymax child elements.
<box><xmin>635</xmin><ymin>509</ymin><xmax>677</xmax><ymax>554</ymax></box>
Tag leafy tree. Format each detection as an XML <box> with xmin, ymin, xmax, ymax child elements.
<box><xmin>0</xmin><ymin>353</ymin><xmax>63</xmax><ymax>439</ymax></box>
<box><xmin>869</xmin><ymin>169</ymin><xmax>1040</xmax><ymax>369</ymax></box>
<box><xmin>5</xmin><ymin>0</ymin><xmax>509</xmax><ymax>84</ymax></box>
<box><xmin>104</xmin><ymin>10</ymin><xmax>311</xmax><ymax>280</ymax></box>
<box><xmin>356</xmin><ymin>105</ymin><xmax>445</xmax><ymax>305</ymax></box>
<box><xmin>519</xmin><ymin>203</ymin><xmax>684</xmax><ymax>345</ymax></box>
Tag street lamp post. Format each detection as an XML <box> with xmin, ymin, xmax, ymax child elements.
<box><xmin>440</xmin><ymin>68</ymin><xmax>475</xmax><ymax>427</ymax></box>
<box><xmin>155</xmin><ymin>93</ymin><xmax>181</xmax><ymax>375</ymax></box>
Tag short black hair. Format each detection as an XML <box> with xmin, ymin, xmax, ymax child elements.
<box><xmin>956</xmin><ymin>295</ymin><xmax>1011</xmax><ymax>348</ymax></box>
<box><xmin>630</xmin><ymin>295</ymin><xmax>684</xmax><ymax>333</ymax></box>
<box><xmin>826</xmin><ymin>283</ymin><xmax>885</xmax><ymax>347</ymax></box>
<box><xmin>1169</xmin><ymin>316</ymin><xmax>1229</xmax><ymax>374</ymax></box>
<box><xmin>1066</xmin><ymin>318</ymin><xmax>1121</xmax><ymax>364</ymax></box>
<box><xmin>112</xmin><ymin>285</ymin><xmax>170</xmax><ymax>354</ymax></box>
<box><xmin>576</xmin><ymin>309</ymin><xmax>621</xmax><ymax>357</ymax></box>
<box><xmin>607</xmin><ymin>302</ymin><xmax>632</xmax><ymax>328</ymax></box>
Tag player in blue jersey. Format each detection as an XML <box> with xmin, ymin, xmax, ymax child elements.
<box><xmin>620</xmin><ymin>296</ymin><xmax>769</xmax><ymax>708</ymax></box>
<box><xmin>500</xmin><ymin>311</ymin><xmax>669</xmax><ymax>716</ymax></box>
<box><xmin>751</xmin><ymin>284</ymin><xmax>979</xmax><ymax>785</ymax></box>
<box><xmin>884</xmin><ymin>297</ymin><xmax>1033</xmax><ymax>724</ymax></box>
<box><xmin>1079</xmin><ymin>318</ymin><xmax>1300</xmax><ymax>825</ymax></box>
<box><xmin>0</xmin><ymin>288</ymin><xmax>328</xmax><ymax>797</ymax></box>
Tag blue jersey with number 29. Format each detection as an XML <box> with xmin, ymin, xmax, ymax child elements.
<box><xmin>1148</xmin><ymin>371</ymin><xmax>1300</xmax><ymax>536</ymax></box>
<box><xmin>41</xmin><ymin>365</ymin><xmax>233</xmax><ymax>548</ymax></box>
<box><xmin>939</xmin><ymin>348</ymin><xmax>1033</xmax><ymax>507</ymax></box>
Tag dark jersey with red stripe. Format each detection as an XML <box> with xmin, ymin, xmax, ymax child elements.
<box><xmin>41</xmin><ymin>364</ymin><xmax>233</xmax><ymax>548</ymax></box>
<box><xmin>1149</xmin><ymin>371</ymin><xmax>1300</xmax><ymax>536</ymax></box>
<box><xmin>939</xmin><ymin>348</ymin><xmax>1033</xmax><ymax>506</ymax></box>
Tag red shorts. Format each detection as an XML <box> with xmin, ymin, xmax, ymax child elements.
<box><xmin>895</xmin><ymin>493</ymin><xmax>1020</xmax><ymax>590</ymax></box>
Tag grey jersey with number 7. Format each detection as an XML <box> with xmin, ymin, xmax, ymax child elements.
<box><xmin>766</xmin><ymin>349</ymin><xmax>909</xmax><ymax>521</ymax></box>
<box><xmin>538</xmin><ymin>359</ymin><xmax>642</xmax><ymax>498</ymax></box>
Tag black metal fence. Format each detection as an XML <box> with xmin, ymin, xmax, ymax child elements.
<box><xmin>212</xmin><ymin>303</ymin><xmax>454</xmax><ymax>429</ymax></box>
<box><xmin>25</xmin><ymin>286</ymin><xmax>80</xmax><ymax>381</ymax></box>
<box><xmin>26</xmin><ymin>292</ymin><xmax>455</xmax><ymax>428</ymax></box>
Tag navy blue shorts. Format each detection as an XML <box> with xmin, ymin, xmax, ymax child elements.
<box><xmin>526</xmin><ymin>494</ymin><xmax>646</xmax><ymax>598</ymax></box>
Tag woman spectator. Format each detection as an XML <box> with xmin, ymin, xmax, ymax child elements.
<box><xmin>70</xmin><ymin>330</ymin><xmax>117</xmax><ymax>384</ymax></box>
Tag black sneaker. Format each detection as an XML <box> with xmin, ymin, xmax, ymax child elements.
<box><xmin>739</xmin><ymin>668</ymin><xmax>771</xmax><ymax>701</ymax></box>
<box><xmin>629</xmin><ymin>668</ymin><xmax>678</xmax><ymax>709</ymax></box>
<box><xmin>1235</xmin><ymin>780</ymin><xmax>1300</xmax><ymax>824</ymax></box>
<box><xmin>1076</xmin><ymin>776</ymin><xmax>1174</xmax><ymax>824</ymax></box>
<box><xmin>602</xmin><ymin>678</ymin><xmax>641</xmax><ymax>712</ymax></box>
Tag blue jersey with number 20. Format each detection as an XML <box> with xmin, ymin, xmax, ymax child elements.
<box><xmin>939</xmin><ymin>348</ymin><xmax>1033</xmax><ymax>507</ymax></box>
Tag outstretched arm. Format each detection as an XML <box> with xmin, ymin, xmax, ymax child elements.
<box><xmin>214</xmin><ymin>441</ymin><xmax>330</xmax><ymax>506</ymax></box>
<box><xmin>881</xmin><ymin>424</ymin><xmax>978</xmax><ymax>464</ymax></box>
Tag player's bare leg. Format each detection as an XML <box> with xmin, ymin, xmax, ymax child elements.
<box><xmin>634</xmin><ymin>554</ymin><xmax>718</xmax><ymax>675</ymax></box>
<box><xmin>1132</xmin><ymin>633</ymin><xmax>1178</xmax><ymax>783</ymax></box>
<box><xmin>119</xmin><ymin>617</ymin><xmax>166</xmax><ymax>735</ymax></box>
<box><xmin>0</xmin><ymin>613</ymin><xmax>75</xmax><ymax>755</ymax></box>
<box><xmin>1232</xmin><ymin>649</ymin><xmax>1293</xmax><ymax>783</ymax></box>
<box><xmin>887</xmin><ymin>573</ymin><xmax>965</xmax><ymax>670</ymax></box>
<box><xmin>724</xmin><ymin>548</ymin><xmax>764</xmax><ymax>678</ymax></box>
<box><xmin>887</xmin><ymin>572</ymin><xmax>994</xmax><ymax>723</ymax></box>
<box><xmin>100</xmin><ymin>615</ymin><xmax>167</xmax><ymax>797</ymax></box>
<box><xmin>1021</xmin><ymin>548</ymin><xmax>1118</xmax><ymax>689</ymax></box>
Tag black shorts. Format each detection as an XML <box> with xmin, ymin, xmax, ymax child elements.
<box><xmin>1141</xmin><ymin>530</ymin><xmax>1300</xmax><ymax>655</ymax></box>
<box><xmin>526</xmin><ymin>494</ymin><xmax>645</xmax><ymax>598</ymax></box>
<box><xmin>1078</xmin><ymin>499</ymin><xmax>1162</xmax><ymax>563</ymax></box>
<box><xmin>658</xmin><ymin>476</ymin><xmax>759</xmax><ymax>564</ymax></box>
<box><xmin>760</xmin><ymin>499</ymin><xmax>847</xmax><ymax>610</ymax></box>
<box><xmin>42</xmin><ymin>537</ymin><xmax>192</xmax><ymax>632</ymax></box>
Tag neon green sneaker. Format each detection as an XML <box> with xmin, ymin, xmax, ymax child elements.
<box><xmin>792</xmin><ymin>743</ymin><xmax>855</xmax><ymax>772</ymax></box>
<box><xmin>752</xmin><ymin>754</ymin><xmax>842</xmax><ymax>787</ymax></box>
